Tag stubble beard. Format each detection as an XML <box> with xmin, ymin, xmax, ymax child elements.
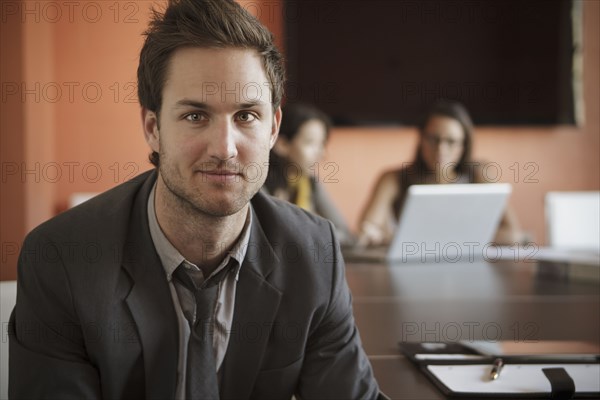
<box><xmin>158</xmin><ymin>158</ymin><xmax>262</xmax><ymax>219</ymax></box>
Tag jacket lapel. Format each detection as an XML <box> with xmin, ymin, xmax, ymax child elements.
<box><xmin>220</xmin><ymin>209</ymin><xmax>283</xmax><ymax>399</ymax></box>
<box><xmin>121</xmin><ymin>171</ymin><xmax>179</xmax><ymax>400</ymax></box>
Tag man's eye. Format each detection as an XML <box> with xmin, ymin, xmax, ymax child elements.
<box><xmin>237</xmin><ymin>112</ymin><xmax>257</xmax><ymax>122</ymax></box>
<box><xmin>185</xmin><ymin>113</ymin><xmax>204</xmax><ymax>122</ymax></box>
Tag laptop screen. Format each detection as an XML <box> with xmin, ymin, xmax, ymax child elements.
<box><xmin>387</xmin><ymin>183</ymin><xmax>512</xmax><ymax>262</ymax></box>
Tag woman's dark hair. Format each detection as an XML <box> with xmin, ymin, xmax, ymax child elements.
<box><xmin>137</xmin><ymin>0</ymin><xmax>285</xmax><ymax>167</ymax></box>
<box><xmin>413</xmin><ymin>99</ymin><xmax>474</xmax><ymax>174</ymax></box>
<box><xmin>264</xmin><ymin>103</ymin><xmax>332</xmax><ymax>195</ymax></box>
<box><xmin>278</xmin><ymin>103</ymin><xmax>332</xmax><ymax>142</ymax></box>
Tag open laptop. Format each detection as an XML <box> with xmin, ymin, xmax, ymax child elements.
<box><xmin>345</xmin><ymin>183</ymin><xmax>512</xmax><ymax>263</ymax></box>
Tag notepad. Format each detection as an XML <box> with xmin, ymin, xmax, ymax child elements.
<box><xmin>414</xmin><ymin>354</ymin><xmax>487</xmax><ymax>361</ymax></box>
<box><xmin>427</xmin><ymin>364</ymin><xmax>600</xmax><ymax>394</ymax></box>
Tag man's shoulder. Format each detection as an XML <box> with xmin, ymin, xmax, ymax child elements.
<box><xmin>252</xmin><ymin>190</ymin><xmax>333</xmax><ymax>238</ymax></box>
<box><xmin>25</xmin><ymin>170</ymin><xmax>155</xmax><ymax>244</ymax></box>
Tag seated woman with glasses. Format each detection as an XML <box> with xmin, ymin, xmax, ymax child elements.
<box><xmin>357</xmin><ymin>100</ymin><xmax>524</xmax><ymax>247</ymax></box>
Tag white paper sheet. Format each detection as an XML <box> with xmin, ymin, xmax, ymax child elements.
<box><xmin>427</xmin><ymin>364</ymin><xmax>600</xmax><ymax>393</ymax></box>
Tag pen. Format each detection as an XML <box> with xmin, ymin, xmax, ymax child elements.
<box><xmin>489</xmin><ymin>358</ymin><xmax>504</xmax><ymax>381</ymax></box>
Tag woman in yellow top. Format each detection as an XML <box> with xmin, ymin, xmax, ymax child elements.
<box><xmin>263</xmin><ymin>103</ymin><xmax>355</xmax><ymax>245</ymax></box>
<box><xmin>358</xmin><ymin>100</ymin><xmax>524</xmax><ymax>247</ymax></box>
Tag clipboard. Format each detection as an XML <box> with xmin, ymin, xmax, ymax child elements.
<box><xmin>425</xmin><ymin>363</ymin><xmax>599</xmax><ymax>398</ymax></box>
<box><xmin>398</xmin><ymin>342</ymin><xmax>600</xmax><ymax>399</ymax></box>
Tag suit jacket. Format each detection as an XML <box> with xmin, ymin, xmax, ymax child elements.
<box><xmin>9</xmin><ymin>170</ymin><xmax>380</xmax><ymax>399</ymax></box>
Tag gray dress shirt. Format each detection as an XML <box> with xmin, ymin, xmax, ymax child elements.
<box><xmin>147</xmin><ymin>183</ymin><xmax>251</xmax><ymax>399</ymax></box>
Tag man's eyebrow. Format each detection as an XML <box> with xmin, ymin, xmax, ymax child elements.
<box><xmin>239</xmin><ymin>100</ymin><xmax>269</xmax><ymax>108</ymax></box>
<box><xmin>174</xmin><ymin>99</ymin><xmax>211</xmax><ymax>109</ymax></box>
<box><xmin>173</xmin><ymin>99</ymin><xmax>270</xmax><ymax>109</ymax></box>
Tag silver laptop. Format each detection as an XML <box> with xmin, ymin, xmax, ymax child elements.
<box><xmin>346</xmin><ymin>183</ymin><xmax>512</xmax><ymax>263</ymax></box>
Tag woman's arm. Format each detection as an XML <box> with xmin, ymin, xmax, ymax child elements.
<box><xmin>494</xmin><ymin>206</ymin><xmax>526</xmax><ymax>245</ymax></box>
<box><xmin>357</xmin><ymin>170</ymin><xmax>400</xmax><ymax>247</ymax></box>
<box><xmin>474</xmin><ymin>163</ymin><xmax>526</xmax><ymax>245</ymax></box>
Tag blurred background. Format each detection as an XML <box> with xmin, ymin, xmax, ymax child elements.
<box><xmin>1</xmin><ymin>0</ymin><xmax>598</xmax><ymax>280</ymax></box>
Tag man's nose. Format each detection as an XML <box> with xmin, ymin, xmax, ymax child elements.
<box><xmin>208</xmin><ymin>119</ymin><xmax>238</xmax><ymax>161</ymax></box>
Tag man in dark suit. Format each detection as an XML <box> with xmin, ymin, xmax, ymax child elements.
<box><xmin>9</xmin><ymin>0</ymin><xmax>382</xmax><ymax>398</ymax></box>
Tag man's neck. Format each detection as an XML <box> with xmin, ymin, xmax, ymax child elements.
<box><xmin>153</xmin><ymin>176</ymin><xmax>248</xmax><ymax>276</ymax></box>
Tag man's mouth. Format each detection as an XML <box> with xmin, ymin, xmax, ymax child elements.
<box><xmin>196</xmin><ymin>168</ymin><xmax>243</xmax><ymax>183</ymax></box>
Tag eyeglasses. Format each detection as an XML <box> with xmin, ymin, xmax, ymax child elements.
<box><xmin>423</xmin><ymin>135</ymin><xmax>464</xmax><ymax>148</ymax></box>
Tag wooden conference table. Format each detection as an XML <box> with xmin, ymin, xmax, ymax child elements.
<box><xmin>345</xmin><ymin>259</ymin><xmax>600</xmax><ymax>399</ymax></box>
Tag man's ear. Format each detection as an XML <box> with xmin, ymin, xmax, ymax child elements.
<box><xmin>270</xmin><ymin>106</ymin><xmax>282</xmax><ymax>149</ymax></box>
<box><xmin>141</xmin><ymin>107</ymin><xmax>160</xmax><ymax>153</ymax></box>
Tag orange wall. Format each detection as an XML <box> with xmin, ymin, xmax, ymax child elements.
<box><xmin>1</xmin><ymin>3</ymin><xmax>26</xmax><ymax>281</ymax></box>
<box><xmin>1</xmin><ymin>0</ymin><xmax>598</xmax><ymax>280</ymax></box>
<box><xmin>51</xmin><ymin>2</ymin><xmax>150</xmax><ymax>214</ymax></box>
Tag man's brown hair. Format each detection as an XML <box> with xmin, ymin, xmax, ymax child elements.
<box><xmin>137</xmin><ymin>0</ymin><xmax>285</xmax><ymax>166</ymax></box>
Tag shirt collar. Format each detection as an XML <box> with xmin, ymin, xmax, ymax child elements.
<box><xmin>147</xmin><ymin>181</ymin><xmax>251</xmax><ymax>282</ymax></box>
